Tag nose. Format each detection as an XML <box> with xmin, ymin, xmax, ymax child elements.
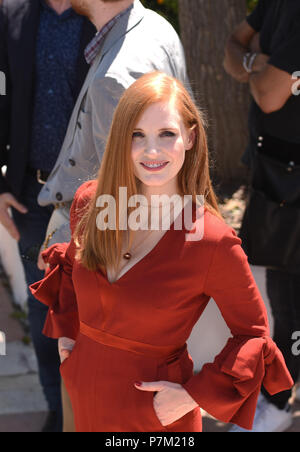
<box><xmin>144</xmin><ymin>149</ymin><xmax>160</xmax><ymax>158</ymax></box>
<box><xmin>143</xmin><ymin>138</ymin><xmax>161</xmax><ymax>157</ymax></box>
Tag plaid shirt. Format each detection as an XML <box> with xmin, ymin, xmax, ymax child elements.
<box><xmin>84</xmin><ymin>4</ymin><xmax>133</xmax><ymax>65</ymax></box>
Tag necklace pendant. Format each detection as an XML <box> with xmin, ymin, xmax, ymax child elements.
<box><xmin>123</xmin><ymin>252</ymin><xmax>132</xmax><ymax>260</ymax></box>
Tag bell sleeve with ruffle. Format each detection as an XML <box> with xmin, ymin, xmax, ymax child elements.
<box><xmin>30</xmin><ymin>239</ymin><xmax>79</xmax><ymax>340</ymax></box>
<box><xmin>182</xmin><ymin>228</ymin><xmax>293</xmax><ymax>430</ymax></box>
<box><xmin>29</xmin><ymin>182</ymin><xmax>93</xmax><ymax>341</ymax></box>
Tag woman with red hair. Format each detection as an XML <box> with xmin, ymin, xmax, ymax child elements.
<box><xmin>30</xmin><ymin>72</ymin><xmax>292</xmax><ymax>432</ymax></box>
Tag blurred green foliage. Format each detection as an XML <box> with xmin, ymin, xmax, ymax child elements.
<box><xmin>141</xmin><ymin>0</ymin><xmax>179</xmax><ymax>31</ymax></box>
<box><xmin>247</xmin><ymin>0</ymin><xmax>259</xmax><ymax>12</ymax></box>
<box><xmin>141</xmin><ymin>0</ymin><xmax>259</xmax><ymax>33</ymax></box>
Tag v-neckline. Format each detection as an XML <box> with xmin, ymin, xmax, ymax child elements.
<box><xmin>99</xmin><ymin>210</ymin><xmax>183</xmax><ymax>287</ymax></box>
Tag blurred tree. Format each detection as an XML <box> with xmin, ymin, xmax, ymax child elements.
<box><xmin>142</xmin><ymin>0</ymin><xmax>258</xmax><ymax>33</ymax></box>
<box><xmin>142</xmin><ymin>0</ymin><xmax>259</xmax><ymax>185</ymax></box>
<box><xmin>179</xmin><ymin>0</ymin><xmax>252</xmax><ymax>185</ymax></box>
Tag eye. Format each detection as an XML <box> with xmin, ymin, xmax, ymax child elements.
<box><xmin>160</xmin><ymin>131</ymin><xmax>176</xmax><ymax>138</ymax></box>
<box><xmin>132</xmin><ymin>131</ymin><xmax>144</xmax><ymax>139</ymax></box>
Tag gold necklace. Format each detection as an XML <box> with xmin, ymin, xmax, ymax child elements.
<box><xmin>123</xmin><ymin>228</ymin><xmax>154</xmax><ymax>260</ymax></box>
<box><xmin>122</xmin><ymin>203</ymin><xmax>178</xmax><ymax>260</ymax></box>
<box><xmin>122</xmin><ymin>197</ymin><xmax>184</xmax><ymax>260</ymax></box>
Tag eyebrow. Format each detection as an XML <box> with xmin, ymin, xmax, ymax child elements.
<box><xmin>133</xmin><ymin>127</ymin><xmax>179</xmax><ymax>131</ymax></box>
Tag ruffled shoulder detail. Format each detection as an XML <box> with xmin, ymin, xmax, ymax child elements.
<box><xmin>70</xmin><ymin>180</ymin><xmax>97</xmax><ymax>234</ymax></box>
<box><xmin>182</xmin><ymin>335</ymin><xmax>293</xmax><ymax>430</ymax></box>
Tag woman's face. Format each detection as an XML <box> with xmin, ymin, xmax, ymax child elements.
<box><xmin>131</xmin><ymin>101</ymin><xmax>195</xmax><ymax>196</ymax></box>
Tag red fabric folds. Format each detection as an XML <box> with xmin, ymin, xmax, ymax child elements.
<box><xmin>29</xmin><ymin>242</ymin><xmax>79</xmax><ymax>341</ymax></box>
<box><xmin>29</xmin><ymin>180</ymin><xmax>95</xmax><ymax>341</ymax></box>
<box><xmin>182</xmin><ymin>334</ymin><xmax>293</xmax><ymax>430</ymax></box>
<box><xmin>28</xmin><ymin>181</ymin><xmax>293</xmax><ymax>431</ymax></box>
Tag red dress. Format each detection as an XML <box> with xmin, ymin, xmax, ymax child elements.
<box><xmin>30</xmin><ymin>181</ymin><xmax>293</xmax><ymax>432</ymax></box>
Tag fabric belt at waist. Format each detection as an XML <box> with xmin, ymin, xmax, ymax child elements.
<box><xmin>80</xmin><ymin>321</ymin><xmax>185</xmax><ymax>360</ymax></box>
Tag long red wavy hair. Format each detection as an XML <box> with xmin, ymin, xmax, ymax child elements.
<box><xmin>74</xmin><ymin>71</ymin><xmax>222</xmax><ymax>272</ymax></box>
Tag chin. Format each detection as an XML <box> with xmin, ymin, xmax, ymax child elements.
<box><xmin>143</xmin><ymin>179</ymin><xmax>169</xmax><ymax>188</ymax></box>
<box><xmin>70</xmin><ymin>0</ymin><xmax>90</xmax><ymax>17</ymax></box>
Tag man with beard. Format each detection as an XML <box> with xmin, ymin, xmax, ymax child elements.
<box><xmin>0</xmin><ymin>0</ymin><xmax>95</xmax><ymax>431</ymax></box>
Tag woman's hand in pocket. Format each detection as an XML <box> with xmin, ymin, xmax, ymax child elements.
<box><xmin>134</xmin><ymin>380</ymin><xmax>198</xmax><ymax>426</ymax></box>
<box><xmin>58</xmin><ymin>337</ymin><xmax>76</xmax><ymax>364</ymax></box>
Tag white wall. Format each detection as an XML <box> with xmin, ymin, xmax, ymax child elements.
<box><xmin>188</xmin><ymin>265</ymin><xmax>274</xmax><ymax>370</ymax></box>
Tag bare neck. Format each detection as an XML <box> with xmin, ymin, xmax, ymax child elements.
<box><xmin>90</xmin><ymin>0</ymin><xmax>134</xmax><ymax>32</ymax></box>
<box><xmin>46</xmin><ymin>0</ymin><xmax>71</xmax><ymax>15</ymax></box>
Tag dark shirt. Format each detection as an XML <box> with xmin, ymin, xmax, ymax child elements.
<box><xmin>29</xmin><ymin>1</ymin><xmax>84</xmax><ymax>172</ymax></box>
<box><xmin>244</xmin><ymin>0</ymin><xmax>300</xmax><ymax>165</ymax></box>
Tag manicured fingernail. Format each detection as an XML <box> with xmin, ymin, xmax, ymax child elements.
<box><xmin>134</xmin><ymin>381</ymin><xmax>142</xmax><ymax>386</ymax></box>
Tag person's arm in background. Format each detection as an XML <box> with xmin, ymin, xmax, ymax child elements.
<box><xmin>224</xmin><ymin>3</ymin><xmax>299</xmax><ymax>114</ymax></box>
<box><xmin>249</xmin><ymin>28</ymin><xmax>300</xmax><ymax>114</ymax></box>
<box><xmin>0</xmin><ymin>2</ymin><xmax>28</xmax><ymax>241</ymax></box>
<box><xmin>223</xmin><ymin>20</ymin><xmax>264</xmax><ymax>84</ymax></box>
